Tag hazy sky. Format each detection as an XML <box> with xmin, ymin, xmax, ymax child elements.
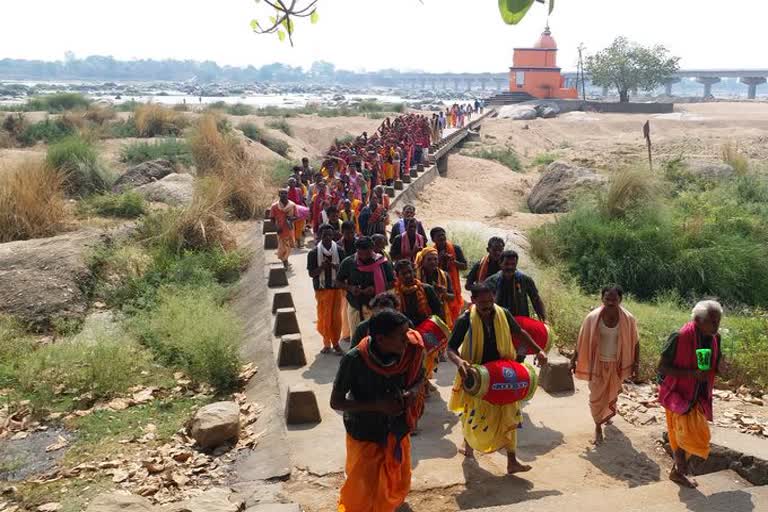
<box><xmin>3</xmin><ymin>0</ymin><xmax>767</xmax><ymax>72</ymax></box>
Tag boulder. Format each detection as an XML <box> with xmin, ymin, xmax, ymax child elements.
<box><xmin>685</xmin><ymin>160</ymin><xmax>735</xmax><ymax>181</ymax></box>
<box><xmin>535</xmin><ymin>102</ymin><xmax>561</xmax><ymax>119</ymax></box>
<box><xmin>112</xmin><ymin>159</ymin><xmax>174</xmax><ymax>193</ymax></box>
<box><xmin>497</xmin><ymin>105</ymin><xmax>538</xmax><ymax>120</ymax></box>
<box><xmin>188</xmin><ymin>401</ymin><xmax>240</xmax><ymax>450</ymax></box>
<box><xmin>527</xmin><ymin>161</ymin><xmax>607</xmax><ymax>214</ymax></box>
<box><xmin>134</xmin><ymin>173</ymin><xmax>194</xmax><ymax>206</ymax></box>
<box><xmin>160</xmin><ymin>488</ymin><xmax>244</xmax><ymax>512</ymax></box>
<box><xmin>85</xmin><ymin>491</ymin><xmax>154</xmax><ymax>512</ymax></box>
<box><xmin>0</xmin><ymin>229</ymin><xmax>101</xmax><ymax>330</ymax></box>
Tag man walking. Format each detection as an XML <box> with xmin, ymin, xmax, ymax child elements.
<box><xmin>307</xmin><ymin>225</ymin><xmax>346</xmax><ymax>354</ymax></box>
<box><xmin>465</xmin><ymin>237</ymin><xmax>505</xmax><ymax>290</ymax></box>
<box><xmin>269</xmin><ymin>188</ymin><xmax>297</xmax><ymax>269</ymax></box>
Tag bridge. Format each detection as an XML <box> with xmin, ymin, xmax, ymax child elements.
<box><xmin>388</xmin><ymin>69</ymin><xmax>768</xmax><ymax>99</ymax></box>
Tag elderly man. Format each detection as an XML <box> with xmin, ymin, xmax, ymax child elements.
<box><xmin>571</xmin><ymin>286</ymin><xmax>639</xmax><ymax>445</ymax></box>
<box><xmin>658</xmin><ymin>300</ymin><xmax>724</xmax><ymax>488</ymax></box>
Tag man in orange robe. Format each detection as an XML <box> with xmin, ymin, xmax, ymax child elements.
<box><xmin>331</xmin><ymin>310</ymin><xmax>425</xmax><ymax>512</ymax></box>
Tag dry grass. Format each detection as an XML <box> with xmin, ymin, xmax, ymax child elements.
<box><xmin>0</xmin><ymin>160</ymin><xmax>69</xmax><ymax>243</ymax></box>
<box><xmin>601</xmin><ymin>168</ymin><xmax>657</xmax><ymax>218</ymax></box>
<box><xmin>83</xmin><ymin>105</ymin><xmax>116</xmax><ymax>125</ymax></box>
<box><xmin>133</xmin><ymin>104</ymin><xmax>187</xmax><ymax>138</ymax></box>
<box><xmin>188</xmin><ymin>115</ymin><xmax>269</xmax><ymax>219</ymax></box>
<box><xmin>722</xmin><ymin>142</ymin><xmax>749</xmax><ymax>176</ymax></box>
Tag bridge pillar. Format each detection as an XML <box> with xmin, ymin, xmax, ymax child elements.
<box><xmin>696</xmin><ymin>76</ymin><xmax>721</xmax><ymax>98</ymax></box>
<box><xmin>437</xmin><ymin>154</ymin><xmax>449</xmax><ymax>177</ymax></box>
<box><xmin>740</xmin><ymin>76</ymin><xmax>766</xmax><ymax>99</ymax></box>
<box><xmin>664</xmin><ymin>77</ymin><xmax>681</xmax><ymax>96</ymax></box>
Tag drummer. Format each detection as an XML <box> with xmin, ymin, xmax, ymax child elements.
<box><xmin>483</xmin><ymin>250</ymin><xmax>547</xmax><ymax>362</ymax></box>
<box><xmin>447</xmin><ymin>283</ymin><xmax>547</xmax><ymax>474</ymax></box>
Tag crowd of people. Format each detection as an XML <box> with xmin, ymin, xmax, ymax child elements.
<box><xmin>269</xmin><ymin>111</ymin><xmax>726</xmax><ymax>511</ymax></box>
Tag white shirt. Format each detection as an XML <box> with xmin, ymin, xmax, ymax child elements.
<box><xmin>599</xmin><ymin>319</ymin><xmax>619</xmax><ymax>362</ymax></box>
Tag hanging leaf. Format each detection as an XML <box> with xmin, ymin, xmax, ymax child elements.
<box><xmin>281</xmin><ymin>18</ymin><xmax>294</xmax><ymax>33</ymax></box>
<box><xmin>498</xmin><ymin>0</ymin><xmax>535</xmax><ymax>25</ymax></box>
<box><xmin>250</xmin><ymin>19</ymin><xmax>260</xmax><ymax>30</ymax></box>
<box><xmin>269</xmin><ymin>15</ymin><xmax>276</xmax><ymax>25</ymax></box>
<box><xmin>278</xmin><ymin>29</ymin><xmax>286</xmax><ymax>42</ymax></box>
<box><xmin>310</xmin><ymin>10</ymin><xmax>319</xmax><ymax>24</ymax></box>
<box><xmin>549</xmin><ymin>0</ymin><xmax>555</xmax><ymax>14</ymax></box>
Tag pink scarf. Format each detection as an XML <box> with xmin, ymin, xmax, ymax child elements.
<box><xmin>658</xmin><ymin>322</ymin><xmax>718</xmax><ymax>420</ymax></box>
<box><xmin>356</xmin><ymin>253</ymin><xmax>388</xmax><ymax>294</ymax></box>
<box><xmin>400</xmin><ymin>233</ymin><xmax>425</xmax><ymax>261</ymax></box>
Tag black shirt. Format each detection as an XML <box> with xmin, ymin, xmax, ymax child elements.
<box><xmin>466</xmin><ymin>259</ymin><xmax>502</xmax><ymax>289</ymax></box>
<box><xmin>333</xmin><ymin>347</ymin><xmax>410</xmax><ymax>443</ymax></box>
<box><xmin>448</xmin><ymin>308</ymin><xmax>523</xmax><ymax>364</ymax></box>
<box><xmin>401</xmin><ymin>284</ymin><xmax>444</xmax><ymax>326</ymax></box>
<box><xmin>484</xmin><ymin>270</ymin><xmax>540</xmax><ymax>318</ymax></box>
<box><xmin>390</xmin><ymin>233</ymin><xmax>425</xmax><ymax>261</ymax></box>
<box><xmin>306</xmin><ymin>245</ymin><xmax>347</xmax><ymax>290</ymax></box>
<box><xmin>336</xmin><ymin>255</ymin><xmax>396</xmax><ymax>309</ymax></box>
<box><xmin>389</xmin><ymin>219</ymin><xmax>428</xmax><ymax>245</ymax></box>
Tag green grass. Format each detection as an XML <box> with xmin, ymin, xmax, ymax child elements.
<box><xmin>119</xmin><ymin>138</ymin><xmax>192</xmax><ymax>166</ymax></box>
<box><xmin>132</xmin><ymin>286</ymin><xmax>242</xmax><ymax>392</ymax></box>
<box><xmin>46</xmin><ymin>136</ymin><xmax>109</xmax><ymax>196</ymax></box>
<box><xmin>262</xmin><ymin>134</ymin><xmax>290</xmax><ymax>157</ymax></box>
<box><xmin>77</xmin><ymin>192</ymin><xmax>147</xmax><ymax>219</ymax></box>
<box><xmin>531</xmin><ymin>152</ymin><xmax>558</xmax><ymax>167</ymax></box>
<box><xmin>466</xmin><ymin>147</ymin><xmax>521</xmax><ymax>172</ymax></box>
<box><xmin>271</xmin><ymin>159</ymin><xmax>294</xmax><ymax>186</ymax></box>
<box><xmin>17</xmin><ymin>117</ymin><xmax>75</xmax><ymax>146</ymax></box>
<box><xmin>208</xmin><ymin>101</ymin><xmax>254</xmax><ymax>116</ymax></box>
<box><xmin>251</xmin><ymin>101</ymin><xmax>405</xmax><ymax>118</ymax></box>
<box><xmin>26</xmin><ymin>93</ymin><xmax>91</xmax><ymax>112</ymax></box>
<box><xmin>239</xmin><ymin>122</ymin><xmax>262</xmax><ymax>141</ymax></box>
<box><xmin>266</xmin><ymin>118</ymin><xmax>293</xmax><ymax>136</ymax></box>
<box><xmin>237</xmin><ymin>121</ymin><xmax>290</xmax><ymax>157</ymax></box>
<box><xmin>106</xmin><ymin>118</ymin><xmax>139</xmax><ymax>138</ymax></box>
<box><xmin>444</xmin><ymin>223</ymin><xmax>488</xmax><ymax>276</ymax></box>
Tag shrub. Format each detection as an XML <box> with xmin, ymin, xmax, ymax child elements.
<box><xmin>188</xmin><ymin>115</ymin><xmax>245</xmax><ymax>174</ymax></box>
<box><xmin>722</xmin><ymin>142</ymin><xmax>749</xmax><ymax>176</ymax></box>
<box><xmin>83</xmin><ymin>105</ymin><xmax>116</xmax><ymax>125</ymax></box>
<box><xmin>219</xmin><ymin>164</ymin><xmax>270</xmax><ymax>219</ymax></box>
<box><xmin>467</xmin><ymin>147</ymin><xmax>521</xmax><ymax>171</ymax></box>
<box><xmin>531</xmin><ymin>152</ymin><xmax>558</xmax><ymax>167</ymax></box>
<box><xmin>266</xmin><ymin>118</ymin><xmax>293</xmax><ymax>136</ymax></box>
<box><xmin>26</xmin><ymin>92</ymin><xmax>90</xmax><ymax>112</ymax></box>
<box><xmin>239</xmin><ymin>122</ymin><xmax>262</xmax><ymax>141</ymax></box>
<box><xmin>271</xmin><ymin>160</ymin><xmax>294</xmax><ymax>186</ymax></box>
<box><xmin>17</xmin><ymin>118</ymin><xmax>75</xmax><ymax>146</ymax></box>
<box><xmin>0</xmin><ymin>160</ymin><xmax>68</xmax><ymax>243</ymax></box>
<box><xmin>227</xmin><ymin>103</ymin><xmax>253</xmax><ymax>116</ymax></box>
<box><xmin>46</xmin><ymin>136</ymin><xmax>109</xmax><ymax>196</ymax></box>
<box><xmin>134</xmin><ymin>104</ymin><xmax>187</xmax><ymax>137</ymax></box>
<box><xmin>132</xmin><ymin>286</ymin><xmax>242</xmax><ymax>391</ymax></box>
<box><xmin>120</xmin><ymin>138</ymin><xmax>192</xmax><ymax>166</ymax></box>
<box><xmin>108</xmin><ymin>118</ymin><xmax>140</xmax><ymax>138</ymax></box>
<box><xmin>600</xmin><ymin>169</ymin><xmax>657</xmax><ymax>218</ymax></box>
<box><xmin>261</xmin><ymin>134</ymin><xmax>290</xmax><ymax>157</ymax></box>
<box><xmin>13</xmin><ymin>327</ymin><xmax>160</xmax><ymax>405</ymax></box>
<box><xmin>1</xmin><ymin>113</ymin><xmax>28</xmax><ymax>139</ymax></box>
<box><xmin>114</xmin><ymin>100</ymin><xmax>143</xmax><ymax>112</ymax></box>
<box><xmin>78</xmin><ymin>192</ymin><xmax>147</xmax><ymax>219</ymax></box>
<box><xmin>334</xmin><ymin>134</ymin><xmax>355</xmax><ymax>145</ymax></box>
<box><xmin>444</xmin><ymin>223</ymin><xmax>488</xmax><ymax>275</ymax></box>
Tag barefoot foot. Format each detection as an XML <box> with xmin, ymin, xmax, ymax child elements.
<box><xmin>507</xmin><ymin>461</ymin><xmax>532</xmax><ymax>474</ymax></box>
<box><xmin>669</xmin><ymin>469</ymin><xmax>698</xmax><ymax>488</ymax></box>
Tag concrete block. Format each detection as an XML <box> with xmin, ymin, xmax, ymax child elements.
<box><xmin>263</xmin><ymin>220</ymin><xmax>278</xmax><ymax>234</ymax></box>
<box><xmin>385</xmin><ymin>186</ymin><xmax>395</xmax><ymax>198</ymax></box>
<box><xmin>264</xmin><ymin>232</ymin><xmax>279</xmax><ymax>250</ymax></box>
<box><xmin>538</xmin><ymin>353</ymin><xmax>575</xmax><ymax>393</ymax></box>
<box><xmin>264</xmin><ymin>208</ymin><xmax>271</xmax><ymax>220</ymax></box>
<box><xmin>409</xmin><ymin>168</ymin><xmax>419</xmax><ymax>178</ymax></box>
<box><xmin>267</xmin><ymin>266</ymin><xmax>288</xmax><ymax>288</ymax></box>
<box><xmin>285</xmin><ymin>384</ymin><xmax>321</xmax><ymax>425</ymax></box>
<box><xmin>402</xmin><ymin>174</ymin><xmax>412</xmax><ymax>184</ymax></box>
<box><xmin>246</xmin><ymin>503</ymin><xmax>301</xmax><ymax>512</ymax></box>
<box><xmin>394</xmin><ymin>180</ymin><xmax>404</xmax><ymax>190</ymax></box>
<box><xmin>277</xmin><ymin>334</ymin><xmax>306</xmax><ymax>368</ymax></box>
<box><xmin>272</xmin><ymin>292</ymin><xmax>295</xmax><ymax>314</ymax></box>
<box><xmin>274</xmin><ymin>308</ymin><xmax>300</xmax><ymax>336</ymax></box>
<box><xmin>417</xmin><ymin>163</ymin><xmax>425</xmax><ymax>172</ymax></box>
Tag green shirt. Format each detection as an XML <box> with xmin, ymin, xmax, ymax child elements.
<box><xmin>336</xmin><ymin>255</ymin><xmax>395</xmax><ymax>309</ymax></box>
<box><xmin>333</xmin><ymin>347</ymin><xmax>410</xmax><ymax>443</ymax></box>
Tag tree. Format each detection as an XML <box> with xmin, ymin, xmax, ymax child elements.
<box><xmin>586</xmin><ymin>37</ymin><xmax>680</xmax><ymax>103</ymax></box>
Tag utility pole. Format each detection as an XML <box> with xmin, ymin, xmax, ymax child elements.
<box><xmin>577</xmin><ymin>43</ymin><xmax>587</xmax><ymax>101</ymax></box>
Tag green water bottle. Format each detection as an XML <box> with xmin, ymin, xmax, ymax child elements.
<box><xmin>696</xmin><ymin>348</ymin><xmax>712</xmax><ymax>371</ymax></box>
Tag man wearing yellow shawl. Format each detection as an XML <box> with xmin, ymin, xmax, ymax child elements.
<box><xmin>448</xmin><ymin>283</ymin><xmax>547</xmax><ymax>474</ymax></box>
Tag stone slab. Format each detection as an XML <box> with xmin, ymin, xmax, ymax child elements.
<box><xmin>264</xmin><ymin>233</ymin><xmax>279</xmax><ymax>250</ymax></box>
<box><xmin>402</xmin><ymin>174</ymin><xmax>412</xmax><ymax>184</ymax></box>
<box><xmin>267</xmin><ymin>266</ymin><xmax>288</xmax><ymax>288</ymax></box>
<box><xmin>385</xmin><ymin>186</ymin><xmax>395</xmax><ymax>198</ymax></box>
<box><xmin>277</xmin><ymin>334</ymin><xmax>307</xmax><ymax>368</ymax></box>
<box><xmin>263</xmin><ymin>220</ymin><xmax>278</xmax><ymax>234</ymax></box>
<box><xmin>271</xmin><ymin>292</ymin><xmax>295</xmax><ymax>314</ymax></box>
<box><xmin>394</xmin><ymin>180</ymin><xmax>404</xmax><ymax>190</ymax></box>
<box><xmin>274</xmin><ymin>308</ymin><xmax>300</xmax><ymax>336</ymax></box>
<box><xmin>417</xmin><ymin>163</ymin><xmax>425</xmax><ymax>172</ymax></box>
<box><xmin>264</xmin><ymin>208</ymin><xmax>271</xmax><ymax>220</ymax></box>
<box><xmin>285</xmin><ymin>384</ymin><xmax>321</xmax><ymax>425</ymax></box>
<box><xmin>538</xmin><ymin>353</ymin><xmax>574</xmax><ymax>393</ymax></box>
<box><xmin>409</xmin><ymin>168</ymin><xmax>419</xmax><ymax>178</ymax></box>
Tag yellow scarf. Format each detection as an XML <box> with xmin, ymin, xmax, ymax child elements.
<box><xmin>449</xmin><ymin>304</ymin><xmax>521</xmax><ymax>453</ymax></box>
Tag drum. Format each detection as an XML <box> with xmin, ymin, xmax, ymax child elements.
<box><xmin>415</xmin><ymin>315</ymin><xmax>450</xmax><ymax>355</ymax></box>
<box><xmin>463</xmin><ymin>359</ymin><xmax>538</xmax><ymax>405</ymax></box>
<box><xmin>513</xmin><ymin>316</ymin><xmax>552</xmax><ymax>355</ymax></box>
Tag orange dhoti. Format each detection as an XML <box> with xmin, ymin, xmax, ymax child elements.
<box><xmin>277</xmin><ymin>233</ymin><xmax>295</xmax><ymax>263</ymax></box>
<box><xmin>340</xmin><ymin>295</ymin><xmax>351</xmax><ymax>340</ymax></box>
<box><xmin>338</xmin><ymin>433</ymin><xmax>411</xmax><ymax>512</ymax></box>
<box><xmin>293</xmin><ymin>219</ymin><xmax>306</xmax><ymax>245</ymax></box>
<box><xmin>666</xmin><ymin>405</ymin><xmax>711</xmax><ymax>460</ymax></box>
<box><xmin>315</xmin><ymin>289</ymin><xmax>344</xmax><ymax>348</ymax></box>
<box><xmin>588</xmin><ymin>361</ymin><xmax>623</xmax><ymax>425</ymax></box>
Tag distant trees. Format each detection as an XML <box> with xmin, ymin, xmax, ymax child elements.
<box><xmin>586</xmin><ymin>37</ymin><xmax>680</xmax><ymax>103</ymax></box>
